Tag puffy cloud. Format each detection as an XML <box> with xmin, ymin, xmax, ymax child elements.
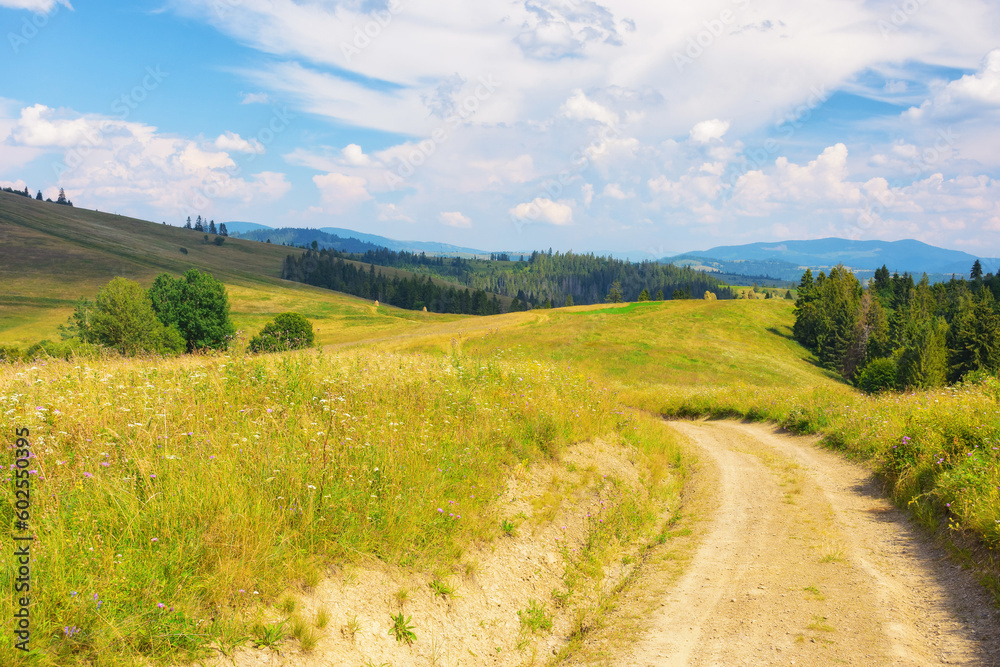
<box><xmin>439</xmin><ymin>211</ymin><xmax>472</xmax><ymax>228</ymax></box>
<box><xmin>906</xmin><ymin>49</ymin><xmax>1000</xmax><ymax>119</ymax></box>
<box><xmin>11</xmin><ymin>104</ymin><xmax>102</xmax><ymax>147</ymax></box>
<box><xmin>731</xmin><ymin>144</ymin><xmax>862</xmax><ymax>214</ymax></box>
<box><xmin>509</xmin><ymin>198</ymin><xmax>574</xmax><ymax>226</ymax></box>
<box><xmin>603</xmin><ymin>183</ymin><xmax>633</xmax><ymax>199</ymax></box>
<box><xmin>689</xmin><ymin>119</ymin><xmax>730</xmax><ymax>143</ymax></box>
<box><xmin>562</xmin><ymin>90</ymin><xmax>619</xmax><ymax>126</ymax></box>
<box><xmin>214</xmin><ymin>131</ymin><xmax>265</xmax><ymax>154</ymax></box>
<box><xmin>4</xmin><ymin>104</ymin><xmax>289</xmax><ymax>217</ymax></box>
<box><xmin>0</xmin><ymin>0</ymin><xmax>70</xmax><ymax>12</ymax></box>
<box><xmin>313</xmin><ymin>172</ymin><xmax>373</xmax><ymax>212</ymax></box>
<box><xmin>341</xmin><ymin>143</ymin><xmax>372</xmax><ymax>167</ymax></box>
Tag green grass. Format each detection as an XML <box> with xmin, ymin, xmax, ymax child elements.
<box><xmin>0</xmin><ymin>344</ymin><xmax>656</xmax><ymax>664</ymax></box>
<box><xmin>517</xmin><ymin>599</ymin><xmax>553</xmax><ymax>634</ymax></box>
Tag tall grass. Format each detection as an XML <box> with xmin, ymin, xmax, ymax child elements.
<box><xmin>0</xmin><ymin>347</ymin><xmax>642</xmax><ymax>664</ymax></box>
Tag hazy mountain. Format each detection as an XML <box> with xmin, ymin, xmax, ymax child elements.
<box><xmin>318</xmin><ymin>227</ymin><xmax>488</xmax><ymax>256</ymax></box>
<box><xmin>220</xmin><ymin>221</ymin><xmax>276</xmax><ymax>235</ymax></box>
<box><xmin>226</xmin><ymin>222</ymin><xmax>492</xmax><ymax>256</ymax></box>
<box><xmin>667</xmin><ymin>238</ymin><xmax>1000</xmax><ymax>282</ymax></box>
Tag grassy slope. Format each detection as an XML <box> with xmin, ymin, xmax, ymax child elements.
<box><xmin>0</xmin><ymin>191</ymin><xmax>489</xmax><ymax>346</ymax></box>
<box><xmin>375</xmin><ymin>299</ymin><xmax>839</xmax><ymax>388</ymax></box>
<box><xmin>375</xmin><ymin>299</ymin><xmax>1000</xmax><ymax>593</ymax></box>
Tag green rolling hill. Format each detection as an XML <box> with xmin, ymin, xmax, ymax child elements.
<box><xmin>0</xmin><ymin>191</ymin><xmax>488</xmax><ymax>347</ymax></box>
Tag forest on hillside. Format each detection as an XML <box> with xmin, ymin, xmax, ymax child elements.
<box><xmin>793</xmin><ymin>261</ymin><xmax>1000</xmax><ymax>391</ymax></box>
<box><xmin>282</xmin><ymin>247</ymin><xmax>736</xmax><ymax>310</ymax></box>
<box><xmin>281</xmin><ymin>251</ymin><xmax>502</xmax><ymax>315</ymax></box>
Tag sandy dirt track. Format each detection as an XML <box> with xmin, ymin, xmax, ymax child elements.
<box><xmin>622</xmin><ymin>420</ymin><xmax>1000</xmax><ymax>667</ymax></box>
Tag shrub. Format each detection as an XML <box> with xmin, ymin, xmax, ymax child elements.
<box><xmin>76</xmin><ymin>277</ymin><xmax>185</xmax><ymax>356</ymax></box>
<box><xmin>248</xmin><ymin>313</ymin><xmax>315</xmax><ymax>353</ymax></box>
<box><xmin>0</xmin><ymin>344</ymin><xmax>21</xmax><ymax>363</ymax></box>
<box><xmin>149</xmin><ymin>269</ymin><xmax>236</xmax><ymax>351</ymax></box>
<box><xmin>856</xmin><ymin>357</ymin><xmax>898</xmax><ymax>394</ymax></box>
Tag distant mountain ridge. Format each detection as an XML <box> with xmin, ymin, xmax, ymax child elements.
<box><xmin>667</xmin><ymin>238</ymin><xmax>1000</xmax><ymax>282</ymax></box>
<box><xmin>226</xmin><ymin>222</ymin><xmax>492</xmax><ymax>257</ymax></box>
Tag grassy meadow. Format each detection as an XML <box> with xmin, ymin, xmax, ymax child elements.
<box><xmin>0</xmin><ymin>342</ymin><xmax>683</xmax><ymax>664</ymax></box>
<box><xmin>390</xmin><ymin>299</ymin><xmax>1000</xmax><ymax>599</ymax></box>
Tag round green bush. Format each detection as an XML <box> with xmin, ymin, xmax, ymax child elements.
<box><xmin>856</xmin><ymin>357</ymin><xmax>898</xmax><ymax>394</ymax></box>
<box><xmin>248</xmin><ymin>313</ymin><xmax>315</xmax><ymax>353</ymax></box>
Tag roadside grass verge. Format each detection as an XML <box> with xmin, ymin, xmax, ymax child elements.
<box><xmin>0</xmin><ymin>347</ymin><xmax>641</xmax><ymax>664</ymax></box>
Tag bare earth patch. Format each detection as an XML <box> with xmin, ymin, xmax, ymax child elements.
<box><xmin>617</xmin><ymin>420</ymin><xmax>1000</xmax><ymax>667</ymax></box>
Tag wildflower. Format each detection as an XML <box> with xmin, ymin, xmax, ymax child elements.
<box><xmin>157</xmin><ymin>603</ymin><xmax>165</xmax><ymax>609</ymax></box>
<box><xmin>151</xmin><ymin>538</ymin><xmax>158</xmax><ymax>542</ymax></box>
<box><xmin>437</xmin><ymin>508</ymin><xmax>443</xmax><ymax>513</ymax></box>
<box><xmin>83</xmin><ymin>472</ymin><xmax>93</xmax><ymax>479</ymax></box>
<box><xmin>150</xmin><ymin>474</ymin><xmax>156</xmax><ymax>479</ymax></box>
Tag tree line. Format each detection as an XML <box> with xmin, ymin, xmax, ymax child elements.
<box><xmin>2</xmin><ymin>184</ymin><xmax>73</xmax><ymax>206</ymax></box>
<box><xmin>299</xmin><ymin>247</ymin><xmax>736</xmax><ymax>309</ymax></box>
<box><xmin>281</xmin><ymin>250</ymin><xmax>502</xmax><ymax>315</ymax></box>
<box><xmin>183</xmin><ymin>215</ymin><xmax>228</xmax><ymax>236</ymax></box>
<box><xmin>793</xmin><ymin>261</ymin><xmax>1000</xmax><ymax>392</ymax></box>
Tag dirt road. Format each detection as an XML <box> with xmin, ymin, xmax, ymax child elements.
<box><xmin>622</xmin><ymin>420</ymin><xmax>1000</xmax><ymax>667</ymax></box>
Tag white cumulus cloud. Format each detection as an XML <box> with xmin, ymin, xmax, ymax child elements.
<box><xmin>214</xmin><ymin>131</ymin><xmax>264</xmax><ymax>154</ymax></box>
<box><xmin>509</xmin><ymin>198</ymin><xmax>574</xmax><ymax>226</ymax></box>
<box><xmin>0</xmin><ymin>0</ymin><xmax>70</xmax><ymax>12</ymax></box>
<box><xmin>689</xmin><ymin>119</ymin><xmax>731</xmax><ymax>144</ymax></box>
<box><xmin>439</xmin><ymin>211</ymin><xmax>472</xmax><ymax>228</ymax></box>
<box><xmin>313</xmin><ymin>172</ymin><xmax>373</xmax><ymax>212</ymax></box>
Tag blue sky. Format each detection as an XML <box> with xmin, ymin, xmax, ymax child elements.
<box><xmin>2</xmin><ymin>0</ymin><xmax>1000</xmax><ymax>257</ymax></box>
